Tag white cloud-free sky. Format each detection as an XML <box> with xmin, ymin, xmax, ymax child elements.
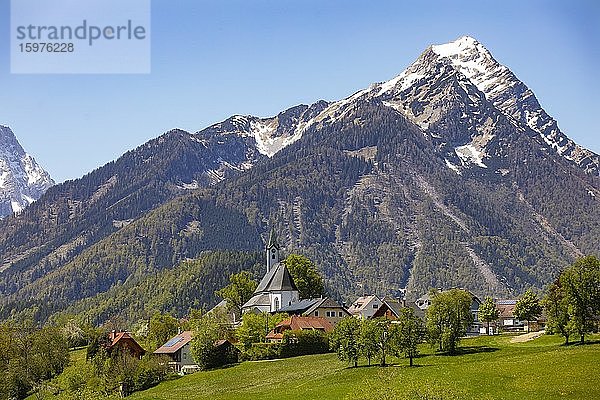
<box><xmin>1</xmin><ymin>0</ymin><xmax>598</xmax><ymax>182</ymax></box>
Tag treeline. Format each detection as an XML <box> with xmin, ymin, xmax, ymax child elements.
<box><xmin>1</xmin><ymin>204</ymin><xmax>263</xmax><ymax>323</ymax></box>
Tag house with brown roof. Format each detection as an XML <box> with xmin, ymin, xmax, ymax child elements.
<box><xmin>107</xmin><ymin>331</ymin><xmax>145</xmax><ymax>359</ymax></box>
<box><xmin>277</xmin><ymin>297</ymin><xmax>350</xmax><ymax>326</ymax></box>
<box><xmin>372</xmin><ymin>297</ymin><xmax>405</xmax><ymax>320</ymax></box>
<box><xmin>266</xmin><ymin>315</ymin><xmax>334</xmax><ymax>342</ymax></box>
<box><xmin>153</xmin><ymin>331</ymin><xmax>196</xmax><ymax>372</ymax></box>
<box><xmin>495</xmin><ymin>299</ymin><xmax>525</xmax><ymax>332</ymax></box>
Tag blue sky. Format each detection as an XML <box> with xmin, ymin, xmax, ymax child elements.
<box><xmin>1</xmin><ymin>0</ymin><xmax>599</xmax><ymax>182</ymax></box>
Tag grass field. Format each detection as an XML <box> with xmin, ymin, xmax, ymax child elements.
<box><xmin>129</xmin><ymin>333</ymin><xmax>600</xmax><ymax>400</ymax></box>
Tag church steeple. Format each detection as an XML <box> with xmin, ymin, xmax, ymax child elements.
<box><xmin>266</xmin><ymin>228</ymin><xmax>280</xmax><ymax>273</ymax></box>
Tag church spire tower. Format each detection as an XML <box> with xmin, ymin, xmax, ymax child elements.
<box><xmin>266</xmin><ymin>227</ymin><xmax>280</xmax><ymax>273</ymax></box>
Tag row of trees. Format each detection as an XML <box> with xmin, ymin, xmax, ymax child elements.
<box><xmin>330</xmin><ymin>308</ymin><xmax>424</xmax><ymax>367</ymax></box>
<box><xmin>544</xmin><ymin>256</ymin><xmax>600</xmax><ymax>344</ymax></box>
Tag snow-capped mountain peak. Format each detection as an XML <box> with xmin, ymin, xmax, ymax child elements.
<box><xmin>431</xmin><ymin>35</ymin><xmax>483</xmax><ymax>58</ymax></box>
<box><xmin>0</xmin><ymin>125</ymin><xmax>54</xmax><ymax>217</ymax></box>
<box><xmin>430</xmin><ymin>36</ymin><xmax>510</xmax><ymax>97</ymax></box>
<box><xmin>428</xmin><ymin>36</ymin><xmax>599</xmax><ymax>175</ymax></box>
<box><xmin>327</xmin><ymin>36</ymin><xmax>599</xmax><ymax>176</ymax></box>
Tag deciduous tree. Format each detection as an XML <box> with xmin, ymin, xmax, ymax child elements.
<box><xmin>147</xmin><ymin>312</ymin><xmax>179</xmax><ymax>350</ymax></box>
<box><xmin>282</xmin><ymin>254</ymin><xmax>325</xmax><ymax>299</ymax></box>
<box><xmin>215</xmin><ymin>271</ymin><xmax>258</xmax><ymax>314</ymax></box>
<box><xmin>394</xmin><ymin>308</ymin><xmax>425</xmax><ymax>366</ymax></box>
<box><xmin>478</xmin><ymin>296</ymin><xmax>499</xmax><ymax>335</ymax></box>
<box><xmin>559</xmin><ymin>255</ymin><xmax>600</xmax><ymax>344</ymax></box>
<box><xmin>358</xmin><ymin>318</ymin><xmax>379</xmax><ymax>366</ymax></box>
<box><xmin>190</xmin><ymin>309</ymin><xmax>235</xmax><ymax>370</ymax></box>
<box><xmin>236</xmin><ymin>312</ymin><xmax>288</xmax><ymax>349</ymax></box>
<box><xmin>426</xmin><ymin>289</ymin><xmax>474</xmax><ymax>354</ymax></box>
<box><xmin>543</xmin><ymin>280</ymin><xmax>573</xmax><ymax>344</ymax></box>
<box><xmin>329</xmin><ymin>317</ymin><xmax>361</xmax><ymax>367</ymax></box>
<box><xmin>514</xmin><ymin>289</ymin><xmax>542</xmax><ymax>332</ymax></box>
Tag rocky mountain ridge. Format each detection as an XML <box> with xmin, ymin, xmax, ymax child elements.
<box><xmin>0</xmin><ymin>125</ymin><xmax>54</xmax><ymax>218</ymax></box>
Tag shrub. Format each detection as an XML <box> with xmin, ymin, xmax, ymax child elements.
<box><xmin>279</xmin><ymin>330</ymin><xmax>330</xmax><ymax>358</ymax></box>
<box><xmin>132</xmin><ymin>355</ymin><xmax>170</xmax><ymax>392</ymax></box>
<box><xmin>240</xmin><ymin>343</ymin><xmax>281</xmax><ymax>361</ymax></box>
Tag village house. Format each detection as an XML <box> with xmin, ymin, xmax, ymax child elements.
<box><xmin>153</xmin><ymin>330</ymin><xmax>197</xmax><ymax>373</ymax></box>
<box><xmin>242</xmin><ymin>229</ymin><xmax>299</xmax><ymax>313</ymax></box>
<box><xmin>468</xmin><ymin>293</ymin><xmax>483</xmax><ymax>335</ymax></box>
<box><xmin>371</xmin><ymin>296</ymin><xmax>405</xmax><ymax>320</ymax></box>
<box><xmin>266</xmin><ymin>315</ymin><xmax>334</xmax><ymax>342</ymax></box>
<box><xmin>495</xmin><ymin>299</ymin><xmax>525</xmax><ymax>332</ymax></box>
<box><xmin>415</xmin><ymin>293</ymin><xmax>432</xmax><ymax>311</ymax></box>
<box><xmin>107</xmin><ymin>331</ymin><xmax>145</xmax><ymax>359</ymax></box>
<box><xmin>277</xmin><ymin>297</ymin><xmax>350</xmax><ymax>326</ymax></box>
<box><xmin>347</xmin><ymin>295</ymin><xmax>382</xmax><ymax>319</ymax></box>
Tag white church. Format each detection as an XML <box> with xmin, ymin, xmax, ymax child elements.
<box><xmin>241</xmin><ymin>229</ymin><xmax>299</xmax><ymax>313</ymax></box>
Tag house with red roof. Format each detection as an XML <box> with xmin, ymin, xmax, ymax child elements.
<box><xmin>266</xmin><ymin>315</ymin><xmax>334</xmax><ymax>342</ymax></box>
<box><xmin>107</xmin><ymin>331</ymin><xmax>145</xmax><ymax>359</ymax></box>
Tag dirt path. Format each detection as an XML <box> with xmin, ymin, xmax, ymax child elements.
<box><xmin>510</xmin><ymin>330</ymin><xmax>545</xmax><ymax>343</ymax></box>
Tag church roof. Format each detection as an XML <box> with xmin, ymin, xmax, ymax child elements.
<box><xmin>254</xmin><ymin>262</ymin><xmax>298</xmax><ymax>293</ymax></box>
<box><xmin>243</xmin><ymin>293</ymin><xmax>271</xmax><ymax>309</ymax></box>
<box><xmin>266</xmin><ymin>228</ymin><xmax>280</xmax><ymax>250</ymax></box>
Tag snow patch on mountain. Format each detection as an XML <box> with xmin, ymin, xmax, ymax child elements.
<box><xmin>455</xmin><ymin>144</ymin><xmax>487</xmax><ymax>168</ymax></box>
<box><xmin>377</xmin><ymin>70</ymin><xmax>426</xmax><ymax>96</ymax></box>
<box><xmin>445</xmin><ymin>159</ymin><xmax>462</xmax><ymax>175</ymax></box>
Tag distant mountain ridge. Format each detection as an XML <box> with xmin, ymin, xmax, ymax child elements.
<box><xmin>0</xmin><ymin>36</ymin><xmax>598</xmax><ymax>324</ymax></box>
<box><xmin>0</xmin><ymin>125</ymin><xmax>54</xmax><ymax>218</ymax></box>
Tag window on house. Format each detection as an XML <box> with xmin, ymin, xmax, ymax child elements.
<box><xmin>373</xmin><ymin>304</ymin><xmax>379</xmax><ymax>309</ymax></box>
<box><xmin>274</xmin><ymin>297</ymin><xmax>280</xmax><ymax>310</ymax></box>
<box><xmin>339</xmin><ymin>311</ymin><xmax>343</xmax><ymax>317</ymax></box>
<box><xmin>314</xmin><ymin>311</ymin><xmax>319</xmax><ymax>317</ymax></box>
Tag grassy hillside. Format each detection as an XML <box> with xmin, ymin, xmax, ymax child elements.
<box><xmin>131</xmin><ymin>334</ymin><xmax>600</xmax><ymax>400</ymax></box>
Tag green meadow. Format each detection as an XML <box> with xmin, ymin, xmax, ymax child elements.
<box><xmin>130</xmin><ymin>333</ymin><xmax>600</xmax><ymax>400</ymax></box>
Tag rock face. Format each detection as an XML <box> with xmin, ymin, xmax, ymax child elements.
<box><xmin>0</xmin><ymin>126</ymin><xmax>54</xmax><ymax>217</ymax></box>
